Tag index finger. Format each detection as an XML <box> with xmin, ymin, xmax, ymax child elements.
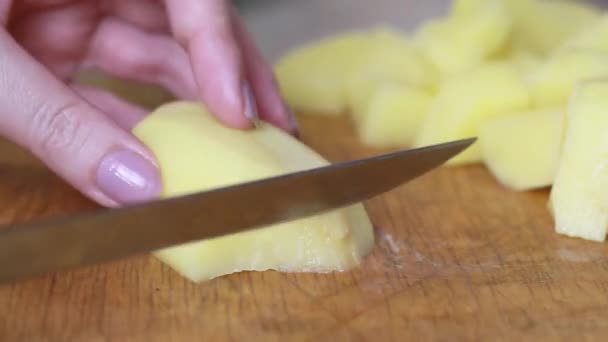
<box><xmin>163</xmin><ymin>0</ymin><xmax>254</xmax><ymax>128</ymax></box>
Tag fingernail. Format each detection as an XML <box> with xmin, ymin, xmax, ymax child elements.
<box><xmin>285</xmin><ymin>104</ymin><xmax>301</xmax><ymax>137</ymax></box>
<box><xmin>243</xmin><ymin>82</ymin><xmax>259</xmax><ymax>126</ymax></box>
<box><xmin>96</xmin><ymin>149</ymin><xmax>162</xmax><ymax>204</ymax></box>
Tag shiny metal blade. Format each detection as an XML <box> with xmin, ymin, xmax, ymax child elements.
<box><xmin>0</xmin><ymin>138</ymin><xmax>474</xmax><ymax>283</ymax></box>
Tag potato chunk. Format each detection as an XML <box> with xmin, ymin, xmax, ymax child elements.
<box><xmin>505</xmin><ymin>0</ymin><xmax>602</xmax><ymax>56</ymax></box>
<box><xmin>530</xmin><ymin>50</ymin><xmax>608</xmax><ymax>108</ymax></box>
<box><xmin>353</xmin><ymin>83</ymin><xmax>432</xmax><ymax>148</ymax></box>
<box><xmin>132</xmin><ymin>101</ymin><xmax>375</xmax><ymax>281</ymax></box>
<box><xmin>549</xmin><ymin>80</ymin><xmax>608</xmax><ymax>242</ymax></box>
<box><xmin>480</xmin><ymin>109</ymin><xmax>565</xmax><ymax>191</ymax></box>
<box><xmin>414</xmin><ymin>0</ymin><xmax>512</xmax><ymax>75</ymax></box>
<box><xmin>274</xmin><ymin>31</ymin><xmax>369</xmax><ymax>115</ymax></box>
<box><xmin>414</xmin><ymin>63</ymin><xmax>530</xmax><ymax>165</ymax></box>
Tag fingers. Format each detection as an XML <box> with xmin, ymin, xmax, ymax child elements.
<box><xmin>107</xmin><ymin>0</ymin><xmax>168</xmax><ymax>33</ymax></box>
<box><xmin>9</xmin><ymin>0</ymin><xmax>98</xmax><ymax>79</ymax></box>
<box><xmin>0</xmin><ymin>1</ymin><xmax>11</xmax><ymax>26</ymax></box>
<box><xmin>71</xmin><ymin>83</ymin><xmax>148</xmax><ymax>131</ymax></box>
<box><xmin>85</xmin><ymin>17</ymin><xmax>198</xmax><ymax>101</ymax></box>
<box><xmin>163</xmin><ymin>0</ymin><xmax>254</xmax><ymax>128</ymax></box>
<box><xmin>0</xmin><ymin>29</ymin><xmax>162</xmax><ymax>206</ymax></box>
<box><xmin>231</xmin><ymin>13</ymin><xmax>299</xmax><ymax>136</ymax></box>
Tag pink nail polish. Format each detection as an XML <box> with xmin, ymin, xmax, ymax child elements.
<box><xmin>96</xmin><ymin>150</ymin><xmax>162</xmax><ymax>204</ymax></box>
<box><xmin>285</xmin><ymin>105</ymin><xmax>301</xmax><ymax>137</ymax></box>
<box><xmin>243</xmin><ymin>83</ymin><xmax>260</xmax><ymax>127</ymax></box>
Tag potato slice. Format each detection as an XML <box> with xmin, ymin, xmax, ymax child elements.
<box><xmin>480</xmin><ymin>109</ymin><xmax>565</xmax><ymax>191</ymax></box>
<box><xmin>530</xmin><ymin>50</ymin><xmax>608</xmax><ymax>107</ymax></box>
<box><xmin>353</xmin><ymin>83</ymin><xmax>432</xmax><ymax>148</ymax></box>
<box><xmin>352</xmin><ymin>28</ymin><xmax>436</xmax><ymax>90</ymax></box>
<box><xmin>414</xmin><ymin>62</ymin><xmax>530</xmax><ymax>165</ymax></box>
<box><xmin>559</xmin><ymin>15</ymin><xmax>608</xmax><ymax>53</ymax></box>
<box><xmin>132</xmin><ymin>101</ymin><xmax>375</xmax><ymax>281</ymax></box>
<box><xmin>414</xmin><ymin>0</ymin><xmax>512</xmax><ymax>75</ymax></box>
<box><xmin>505</xmin><ymin>0</ymin><xmax>602</xmax><ymax>56</ymax></box>
<box><xmin>549</xmin><ymin>80</ymin><xmax>608</xmax><ymax>242</ymax></box>
<box><xmin>274</xmin><ymin>31</ymin><xmax>369</xmax><ymax>115</ymax></box>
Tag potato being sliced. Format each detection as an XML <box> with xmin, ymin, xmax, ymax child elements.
<box><xmin>352</xmin><ymin>83</ymin><xmax>432</xmax><ymax>148</ymax></box>
<box><xmin>132</xmin><ymin>101</ymin><xmax>375</xmax><ymax>282</ymax></box>
<box><xmin>480</xmin><ymin>109</ymin><xmax>565</xmax><ymax>191</ymax></box>
<box><xmin>414</xmin><ymin>62</ymin><xmax>530</xmax><ymax>165</ymax></box>
<box><xmin>549</xmin><ymin>80</ymin><xmax>608</xmax><ymax>242</ymax></box>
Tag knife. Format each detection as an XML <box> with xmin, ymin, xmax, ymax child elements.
<box><xmin>0</xmin><ymin>138</ymin><xmax>474</xmax><ymax>283</ymax></box>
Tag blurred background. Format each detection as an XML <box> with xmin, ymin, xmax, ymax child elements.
<box><xmin>233</xmin><ymin>0</ymin><xmax>607</xmax><ymax>61</ymax></box>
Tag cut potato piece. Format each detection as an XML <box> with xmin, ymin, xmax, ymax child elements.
<box><xmin>353</xmin><ymin>83</ymin><xmax>432</xmax><ymax>148</ymax></box>
<box><xmin>132</xmin><ymin>101</ymin><xmax>375</xmax><ymax>281</ymax></box>
<box><xmin>480</xmin><ymin>109</ymin><xmax>565</xmax><ymax>191</ymax></box>
<box><xmin>414</xmin><ymin>0</ymin><xmax>512</xmax><ymax>75</ymax></box>
<box><xmin>549</xmin><ymin>80</ymin><xmax>608</xmax><ymax>242</ymax></box>
<box><xmin>530</xmin><ymin>50</ymin><xmax>608</xmax><ymax>107</ymax></box>
<box><xmin>450</xmin><ymin>0</ymin><xmax>486</xmax><ymax>18</ymax></box>
<box><xmin>354</xmin><ymin>28</ymin><xmax>436</xmax><ymax>90</ymax></box>
<box><xmin>504</xmin><ymin>49</ymin><xmax>543</xmax><ymax>75</ymax></box>
<box><xmin>414</xmin><ymin>63</ymin><xmax>530</xmax><ymax>165</ymax></box>
<box><xmin>274</xmin><ymin>31</ymin><xmax>369</xmax><ymax>114</ymax></box>
<box><xmin>559</xmin><ymin>15</ymin><xmax>608</xmax><ymax>53</ymax></box>
<box><xmin>345</xmin><ymin>28</ymin><xmax>436</xmax><ymax>119</ymax></box>
<box><xmin>505</xmin><ymin>0</ymin><xmax>602</xmax><ymax>56</ymax></box>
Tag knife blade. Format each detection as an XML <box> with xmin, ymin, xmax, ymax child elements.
<box><xmin>0</xmin><ymin>138</ymin><xmax>474</xmax><ymax>283</ymax></box>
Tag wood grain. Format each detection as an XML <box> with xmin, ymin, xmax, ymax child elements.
<box><xmin>1</xmin><ymin>111</ymin><xmax>608</xmax><ymax>341</ymax></box>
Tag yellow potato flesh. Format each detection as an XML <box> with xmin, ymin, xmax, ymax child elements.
<box><xmin>274</xmin><ymin>31</ymin><xmax>369</xmax><ymax>115</ymax></box>
<box><xmin>353</xmin><ymin>83</ymin><xmax>432</xmax><ymax>148</ymax></box>
<box><xmin>132</xmin><ymin>101</ymin><xmax>375</xmax><ymax>282</ymax></box>
<box><xmin>549</xmin><ymin>80</ymin><xmax>608</xmax><ymax>242</ymax></box>
<box><xmin>480</xmin><ymin>109</ymin><xmax>565</xmax><ymax>191</ymax></box>
<box><xmin>558</xmin><ymin>15</ymin><xmax>608</xmax><ymax>53</ymax></box>
<box><xmin>345</xmin><ymin>29</ymin><xmax>435</xmax><ymax>116</ymax></box>
<box><xmin>505</xmin><ymin>0</ymin><xmax>602</xmax><ymax>56</ymax></box>
<box><xmin>413</xmin><ymin>0</ymin><xmax>512</xmax><ymax>76</ymax></box>
<box><xmin>350</xmin><ymin>28</ymin><xmax>436</xmax><ymax>90</ymax></box>
<box><xmin>414</xmin><ymin>63</ymin><xmax>530</xmax><ymax>165</ymax></box>
<box><xmin>530</xmin><ymin>50</ymin><xmax>608</xmax><ymax>108</ymax></box>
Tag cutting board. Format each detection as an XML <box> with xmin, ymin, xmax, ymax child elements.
<box><xmin>1</xmin><ymin>105</ymin><xmax>608</xmax><ymax>341</ymax></box>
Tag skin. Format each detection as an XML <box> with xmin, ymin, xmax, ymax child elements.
<box><xmin>0</xmin><ymin>0</ymin><xmax>297</xmax><ymax>206</ymax></box>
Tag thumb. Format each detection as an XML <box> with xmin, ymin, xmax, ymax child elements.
<box><xmin>0</xmin><ymin>30</ymin><xmax>162</xmax><ymax>207</ymax></box>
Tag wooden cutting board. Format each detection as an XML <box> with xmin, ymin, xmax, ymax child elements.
<box><xmin>1</xmin><ymin>110</ymin><xmax>608</xmax><ymax>341</ymax></box>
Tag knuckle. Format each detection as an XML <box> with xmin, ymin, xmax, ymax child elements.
<box><xmin>28</xmin><ymin>101</ymin><xmax>91</xmax><ymax>156</ymax></box>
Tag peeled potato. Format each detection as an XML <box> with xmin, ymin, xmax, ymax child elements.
<box><xmin>353</xmin><ymin>83</ymin><xmax>432</xmax><ymax>148</ymax></box>
<box><xmin>505</xmin><ymin>0</ymin><xmax>602</xmax><ymax>56</ymax></box>
<box><xmin>351</xmin><ymin>28</ymin><xmax>437</xmax><ymax>90</ymax></box>
<box><xmin>480</xmin><ymin>109</ymin><xmax>565</xmax><ymax>191</ymax></box>
<box><xmin>274</xmin><ymin>31</ymin><xmax>369</xmax><ymax>115</ymax></box>
<box><xmin>550</xmin><ymin>80</ymin><xmax>608</xmax><ymax>242</ymax></box>
<box><xmin>530</xmin><ymin>50</ymin><xmax>608</xmax><ymax>107</ymax></box>
<box><xmin>132</xmin><ymin>101</ymin><xmax>375</xmax><ymax>282</ymax></box>
<box><xmin>414</xmin><ymin>62</ymin><xmax>530</xmax><ymax>165</ymax></box>
<box><xmin>559</xmin><ymin>15</ymin><xmax>608</xmax><ymax>53</ymax></box>
<box><xmin>414</xmin><ymin>0</ymin><xmax>512</xmax><ymax>76</ymax></box>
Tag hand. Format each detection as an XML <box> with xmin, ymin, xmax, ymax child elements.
<box><xmin>0</xmin><ymin>0</ymin><xmax>298</xmax><ymax>207</ymax></box>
